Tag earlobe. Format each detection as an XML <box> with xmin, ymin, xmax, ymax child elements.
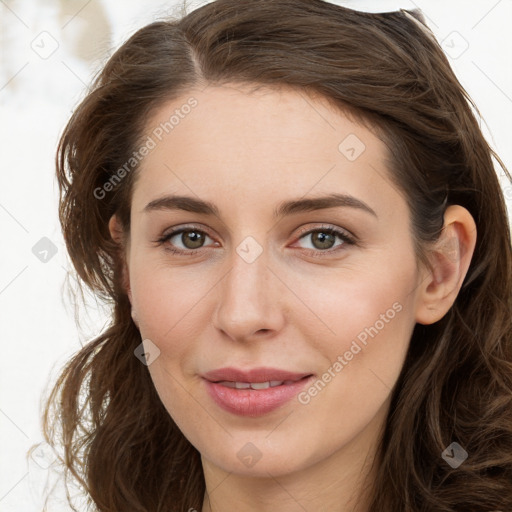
<box><xmin>415</xmin><ymin>205</ymin><xmax>477</xmax><ymax>325</ymax></box>
<box><xmin>131</xmin><ymin>307</ymin><xmax>139</xmax><ymax>328</ymax></box>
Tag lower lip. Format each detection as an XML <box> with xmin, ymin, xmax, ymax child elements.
<box><xmin>203</xmin><ymin>376</ymin><xmax>314</xmax><ymax>417</ymax></box>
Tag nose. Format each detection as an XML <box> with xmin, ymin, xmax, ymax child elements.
<box><xmin>212</xmin><ymin>242</ymin><xmax>286</xmax><ymax>342</ymax></box>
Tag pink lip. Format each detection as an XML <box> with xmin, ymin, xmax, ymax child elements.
<box><xmin>201</xmin><ymin>366</ymin><xmax>314</xmax><ymax>417</ymax></box>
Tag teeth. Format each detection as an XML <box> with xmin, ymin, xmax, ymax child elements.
<box><xmin>250</xmin><ymin>381</ymin><xmax>270</xmax><ymax>389</ymax></box>
<box><xmin>218</xmin><ymin>380</ymin><xmax>286</xmax><ymax>389</ymax></box>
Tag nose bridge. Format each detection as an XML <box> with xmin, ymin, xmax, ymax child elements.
<box><xmin>213</xmin><ymin>236</ymin><xmax>283</xmax><ymax>340</ymax></box>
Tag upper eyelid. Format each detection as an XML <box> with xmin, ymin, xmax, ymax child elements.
<box><xmin>161</xmin><ymin>222</ymin><xmax>351</xmax><ymax>237</ymax></box>
<box><xmin>294</xmin><ymin>223</ymin><xmax>355</xmax><ymax>239</ymax></box>
<box><xmin>161</xmin><ymin>223</ymin><xmax>215</xmax><ymax>240</ymax></box>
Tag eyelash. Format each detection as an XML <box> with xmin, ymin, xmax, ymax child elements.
<box><xmin>154</xmin><ymin>223</ymin><xmax>357</xmax><ymax>257</ymax></box>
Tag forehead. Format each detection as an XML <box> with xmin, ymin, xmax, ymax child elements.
<box><xmin>131</xmin><ymin>83</ymin><xmax>404</xmax><ymax>221</ymax></box>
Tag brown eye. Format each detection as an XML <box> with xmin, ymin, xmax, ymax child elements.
<box><xmin>179</xmin><ymin>230</ymin><xmax>206</xmax><ymax>249</ymax></box>
<box><xmin>309</xmin><ymin>231</ymin><xmax>336</xmax><ymax>250</ymax></box>
<box><xmin>295</xmin><ymin>226</ymin><xmax>355</xmax><ymax>254</ymax></box>
<box><xmin>157</xmin><ymin>227</ymin><xmax>215</xmax><ymax>254</ymax></box>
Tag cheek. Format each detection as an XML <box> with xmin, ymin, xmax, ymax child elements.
<box><xmin>289</xmin><ymin>257</ymin><xmax>418</xmax><ymax>419</ymax></box>
<box><xmin>129</xmin><ymin>258</ymin><xmax>212</xmax><ymax>341</ymax></box>
<box><xmin>293</xmin><ymin>283</ymin><xmax>414</xmax><ymax>449</ymax></box>
<box><xmin>291</xmin><ymin>261</ymin><xmax>415</xmax><ymax>354</ymax></box>
<box><xmin>129</xmin><ymin>261</ymin><xmax>206</xmax><ymax>425</ymax></box>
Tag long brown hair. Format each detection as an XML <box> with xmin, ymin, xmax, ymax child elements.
<box><xmin>42</xmin><ymin>0</ymin><xmax>512</xmax><ymax>510</ymax></box>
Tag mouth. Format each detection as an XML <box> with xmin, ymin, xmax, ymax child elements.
<box><xmin>201</xmin><ymin>368</ymin><xmax>315</xmax><ymax>417</ymax></box>
<box><xmin>212</xmin><ymin>378</ymin><xmax>310</xmax><ymax>390</ymax></box>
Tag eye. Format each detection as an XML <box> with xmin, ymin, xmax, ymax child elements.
<box><xmin>293</xmin><ymin>224</ymin><xmax>356</xmax><ymax>254</ymax></box>
<box><xmin>155</xmin><ymin>223</ymin><xmax>357</xmax><ymax>256</ymax></box>
<box><xmin>155</xmin><ymin>225</ymin><xmax>216</xmax><ymax>255</ymax></box>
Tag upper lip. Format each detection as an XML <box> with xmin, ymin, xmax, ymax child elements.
<box><xmin>202</xmin><ymin>367</ymin><xmax>313</xmax><ymax>383</ymax></box>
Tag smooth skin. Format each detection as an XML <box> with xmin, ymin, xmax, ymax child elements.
<box><xmin>109</xmin><ymin>83</ymin><xmax>477</xmax><ymax>512</ymax></box>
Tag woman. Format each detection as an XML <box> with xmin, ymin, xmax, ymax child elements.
<box><xmin>43</xmin><ymin>0</ymin><xmax>512</xmax><ymax>510</ymax></box>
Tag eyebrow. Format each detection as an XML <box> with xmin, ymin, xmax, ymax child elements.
<box><xmin>142</xmin><ymin>193</ymin><xmax>377</xmax><ymax>219</ymax></box>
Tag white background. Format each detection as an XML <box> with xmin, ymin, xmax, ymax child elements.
<box><xmin>1</xmin><ymin>0</ymin><xmax>511</xmax><ymax>510</ymax></box>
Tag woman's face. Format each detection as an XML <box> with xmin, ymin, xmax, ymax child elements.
<box><xmin>117</xmin><ymin>83</ymin><xmax>428</xmax><ymax>479</ymax></box>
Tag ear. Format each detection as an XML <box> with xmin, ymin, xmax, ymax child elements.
<box><xmin>415</xmin><ymin>205</ymin><xmax>477</xmax><ymax>325</ymax></box>
<box><xmin>108</xmin><ymin>214</ymin><xmax>133</xmax><ymax>304</ymax></box>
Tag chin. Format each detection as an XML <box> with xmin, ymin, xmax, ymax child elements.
<box><xmin>200</xmin><ymin>435</ymin><xmax>317</xmax><ymax>478</ymax></box>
